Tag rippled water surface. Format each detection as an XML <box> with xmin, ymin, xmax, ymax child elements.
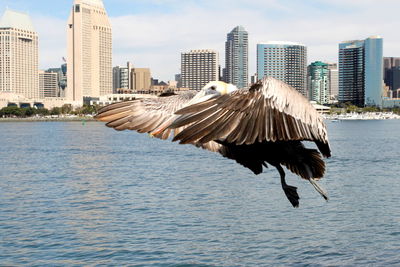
<box><xmin>1</xmin><ymin>120</ymin><xmax>399</xmax><ymax>266</ymax></box>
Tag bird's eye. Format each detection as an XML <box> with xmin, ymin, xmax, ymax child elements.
<box><xmin>210</xmin><ymin>86</ymin><xmax>217</xmax><ymax>90</ymax></box>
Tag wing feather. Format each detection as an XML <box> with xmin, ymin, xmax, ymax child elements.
<box><xmin>95</xmin><ymin>91</ymin><xmax>197</xmax><ymax>140</ymax></box>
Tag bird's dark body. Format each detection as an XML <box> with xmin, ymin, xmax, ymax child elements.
<box><xmin>219</xmin><ymin>140</ymin><xmax>324</xmax><ymax>178</ymax></box>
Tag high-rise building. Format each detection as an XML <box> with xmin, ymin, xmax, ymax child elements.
<box><xmin>0</xmin><ymin>9</ymin><xmax>39</xmax><ymax>99</ymax></box>
<box><xmin>225</xmin><ymin>26</ymin><xmax>248</xmax><ymax>88</ymax></box>
<box><xmin>384</xmin><ymin>57</ymin><xmax>400</xmax><ymax>91</ymax></box>
<box><xmin>327</xmin><ymin>63</ymin><xmax>338</xmax><ymax>101</ymax></box>
<box><xmin>257</xmin><ymin>42</ymin><xmax>307</xmax><ymax>96</ymax></box>
<box><xmin>39</xmin><ymin>70</ymin><xmax>59</xmax><ymax>98</ymax></box>
<box><xmin>181</xmin><ymin>49</ymin><xmax>219</xmax><ymax>91</ymax></box>
<box><xmin>308</xmin><ymin>61</ymin><xmax>330</xmax><ymax>104</ymax></box>
<box><xmin>339</xmin><ymin>36</ymin><xmax>383</xmax><ymax>107</ymax></box>
<box><xmin>67</xmin><ymin>0</ymin><xmax>112</xmax><ymax>104</ymax></box>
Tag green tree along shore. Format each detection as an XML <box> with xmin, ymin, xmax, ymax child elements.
<box><xmin>329</xmin><ymin>102</ymin><xmax>400</xmax><ymax>115</ymax></box>
<box><xmin>0</xmin><ymin>104</ymin><xmax>99</xmax><ymax>118</ymax></box>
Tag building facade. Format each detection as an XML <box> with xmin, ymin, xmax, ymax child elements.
<box><xmin>39</xmin><ymin>70</ymin><xmax>59</xmax><ymax>98</ymax></box>
<box><xmin>308</xmin><ymin>61</ymin><xmax>330</xmax><ymax>104</ymax></box>
<box><xmin>0</xmin><ymin>9</ymin><xmax>39</xmax><ymax>99</ymax></box>
<box><xmin>224</xmin><ymin>26</ymin><xmax>248</xmax><ymax>88</ymax></box>
<box><xmin>67</xmin><ymin>0</ymin><xmax>112</xmax><ymax>104</ymax></box>
<box><xmin>384</xmin><ymin>57</ymin><xmax>400</xmax><ymax>91</ymax></box>
<box><xmin>327</xmin><ymin>63</ymin><xmax>338</xmax><ymax>101</ymax></box>
<box><xmin>339</xmin><ymin>36</ymin><xmax>383</xmax><ymax>107</ymax></box>
<box><xmin>133</xmin><ymin>68</ymin><xmax>151</xmax><ymax>92</ymax></box>
<box><xmin>257</xmin><ymin>42</ymin><xmax>307</xmax><ymax>96</ymax></box>
<box><xmin>113</xmin><ymin>62</ymin><xmax>133</xmax><ymax>93</ymax></box>
<box><xmin>181</xmin><ymin>49</ymin><xmax>219</xmax><ymax>91</ymax></box>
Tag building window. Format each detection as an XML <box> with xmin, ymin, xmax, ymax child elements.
<box><xmin>75</xmin><ymin>5</ymin><xmax>80</xmax><ymax>12</ymax></box>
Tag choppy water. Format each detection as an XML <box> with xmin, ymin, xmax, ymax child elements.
<box><xmin>0</xmin><ymin>120</ymin><xmax>399</xmax><ymax>266</ymax></box>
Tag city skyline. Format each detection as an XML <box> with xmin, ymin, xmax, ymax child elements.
<box><xmin>1</xmin><ymin>0</ymin><xmax>399</xmax><ymax>81</ymax></box>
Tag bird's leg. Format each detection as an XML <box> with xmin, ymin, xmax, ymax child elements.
<box><xmin>277</xmin><ymin>164</ymin><xmax>299</xmax><ymax>208</ymax></box>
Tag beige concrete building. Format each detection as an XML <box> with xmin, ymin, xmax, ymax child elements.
<box><xmin>181</xmin><ymin>49</ymin><xmax>219</xmax><ymax>91</ymax></box>
<box><xmin>67</xmin><ymin>0</ymin><xmax>112</xmax><ymax>104</ymax></box>
<box><xmin>133</xmin><ymin>68</ymin><xmax>151</xmax><ymax>92</ymax></box>
<box><xmin>39</xmin><ymin>70</ymin><xmax>59</xmax><ymax>98</ymax></box>
<box><xmin>0</xmin><ymin>9</ymin><xmax>39</xmax><ymax>99</ymax></box>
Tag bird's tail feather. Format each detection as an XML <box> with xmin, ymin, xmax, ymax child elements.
<box><xmin>282</xmin><ymin>146</ymin><xmax>325</xmax><ymax>180</ymax></box>
<box><xmin>309</xmin><ymin>178</ymin><xmax>329</xmax><ymax>201</ymax></box>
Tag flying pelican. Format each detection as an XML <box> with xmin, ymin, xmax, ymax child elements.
<box><xmin>95</xmin><ymin>77</ymin><xmax>331</xmax><ymax>207</ymax></box>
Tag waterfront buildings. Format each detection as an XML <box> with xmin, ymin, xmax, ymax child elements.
<box><xmin>224</xmin><ymin>26</ymin><xmax>248</xmax><ymax>88</ymax></box>
<box><xmin>339</xmin><ymin>36</ymin><xmax>383</xmax><ymax>107</ymax></box>
<box><xmin>112</xmin><ymin>62</ymin><xmax>152</xmax><ymax>93</ymax></box>
<box><xmin>67</xmin><ymin>0</ymin><xmax>112</xmax><ymax>104</ymax></box>
<box><xmin>0</xmin><ymin>9</ymin><xmax>39</xmax><ymax>99</ymax></box>
<box><xmin>257</xmin><ymin>42</ymin><xmax>307</xmax><ymax>96</ymax></box>
<box><xmin>181</xmin><ymin>49</ymin><xmax>219</xmax><ymax>91</ymax></box>
<box><xmin>308</xmin><ymin>61</ymin><xmax>330</xmax><ymax>104</ymax></box>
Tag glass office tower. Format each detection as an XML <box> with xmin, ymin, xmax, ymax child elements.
<box><xmin>339</xmin><ymin>36</ymin><xmax>383</xmax><ymax>107</ymax></box>
<box><xmin>225</xmin><ymin>26</ymin><xmax>248</xmax><ymax>88</ymax></box>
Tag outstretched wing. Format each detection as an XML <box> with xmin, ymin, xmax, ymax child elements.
<box><xmin>169</xmin><ymin>77</ymin><xmax>331</xmax><ymax>157</ymax></box>
<box><xmin>95</xmin><ymin>92</ymin><xmax>196</xmax><ymax>139</ymax></box>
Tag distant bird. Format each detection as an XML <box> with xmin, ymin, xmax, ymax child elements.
<box><xmin>95</xmin><ymin>77</ymin><xmax>331</xmax><ymax>207</ymax></box>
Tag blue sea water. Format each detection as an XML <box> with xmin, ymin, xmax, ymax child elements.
<box><xmin>0</xmin><ymin>120</ymin><xmax>399</xmax><ymax>266</ymax></box>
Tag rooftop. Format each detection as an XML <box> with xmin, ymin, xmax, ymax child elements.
<box><xmin>79</xmin><ymin>0</ymin><xmax>104</xmax><ymax>8</ymax></box>
<box><xmin>231</xmin><ymin>25</ymin><xmax>247</xmax><ymax>32</ymax></box>
<box><xmin>258</xmin><ymin>41</ymin><xmax>305</xmax><ymax>47</ymax></box>
<box><xmin>0</xmin><ymin>9</ymin><xmax>35</xmax><ymax>32</ymax></box>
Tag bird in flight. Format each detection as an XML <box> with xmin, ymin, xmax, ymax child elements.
<box><xmin>95</xmin><ymin>77</ymin><xmax>331</xmax><ymax>208</ymax></box>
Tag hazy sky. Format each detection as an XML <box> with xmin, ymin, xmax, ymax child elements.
<box><xmin>1</xmin><ymin>0</ymin><xmax>399</xmax><ymax>81</ymax></box>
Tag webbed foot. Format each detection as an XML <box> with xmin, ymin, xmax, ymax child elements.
<box><xmin>282</xmin><ymin>184</ymin><xmax>300</xmax><ymax>208</ymax></box>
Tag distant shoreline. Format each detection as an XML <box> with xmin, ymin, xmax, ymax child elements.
<box><xmin>0</xmin><ymin>116</ymin><xmax>96</xmax><ymax>122</ymax></box>
<box><xmin>323</xmin><ymin>112</ymin><xmax>400</xmax><ymax>120</ymax></box>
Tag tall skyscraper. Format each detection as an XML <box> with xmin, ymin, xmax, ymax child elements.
<box><xmin>67</xmin><ymin>0</ymin><xmax>112</xmax><ymax>103</ymax></box>
<box><xmin>181</xmin><ymin>49</ymin><xmax>219</xmax><ymax>91</ymax></box>
<box><xmin>339</xmin><ymin>36</ymin><xmax>383</xmax><ymax>107</ymax></box>
<box><xmin>308</xmin><ymin>61</ymin><xmax>330</xmax><ymax>104</ymax></box>
<box><xmin>257</xmin><ymin>42</ymin><xmax>307</xmax><ymax>96</ymax></box>
<box><xmin>225</xmin><ymin>26</ymin><xmax>248</xmax><ymax>88</ymax></box>
<box><xmin>0</xmin><ymin>9</ymin><xmax>39</xmax><ymax>99</ymax></box>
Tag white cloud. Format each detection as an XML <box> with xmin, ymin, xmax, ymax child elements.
<box><xmin>33</xmin><ymin>16</ymin><xmax>67</xmax><ymax>70</ymax></box>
